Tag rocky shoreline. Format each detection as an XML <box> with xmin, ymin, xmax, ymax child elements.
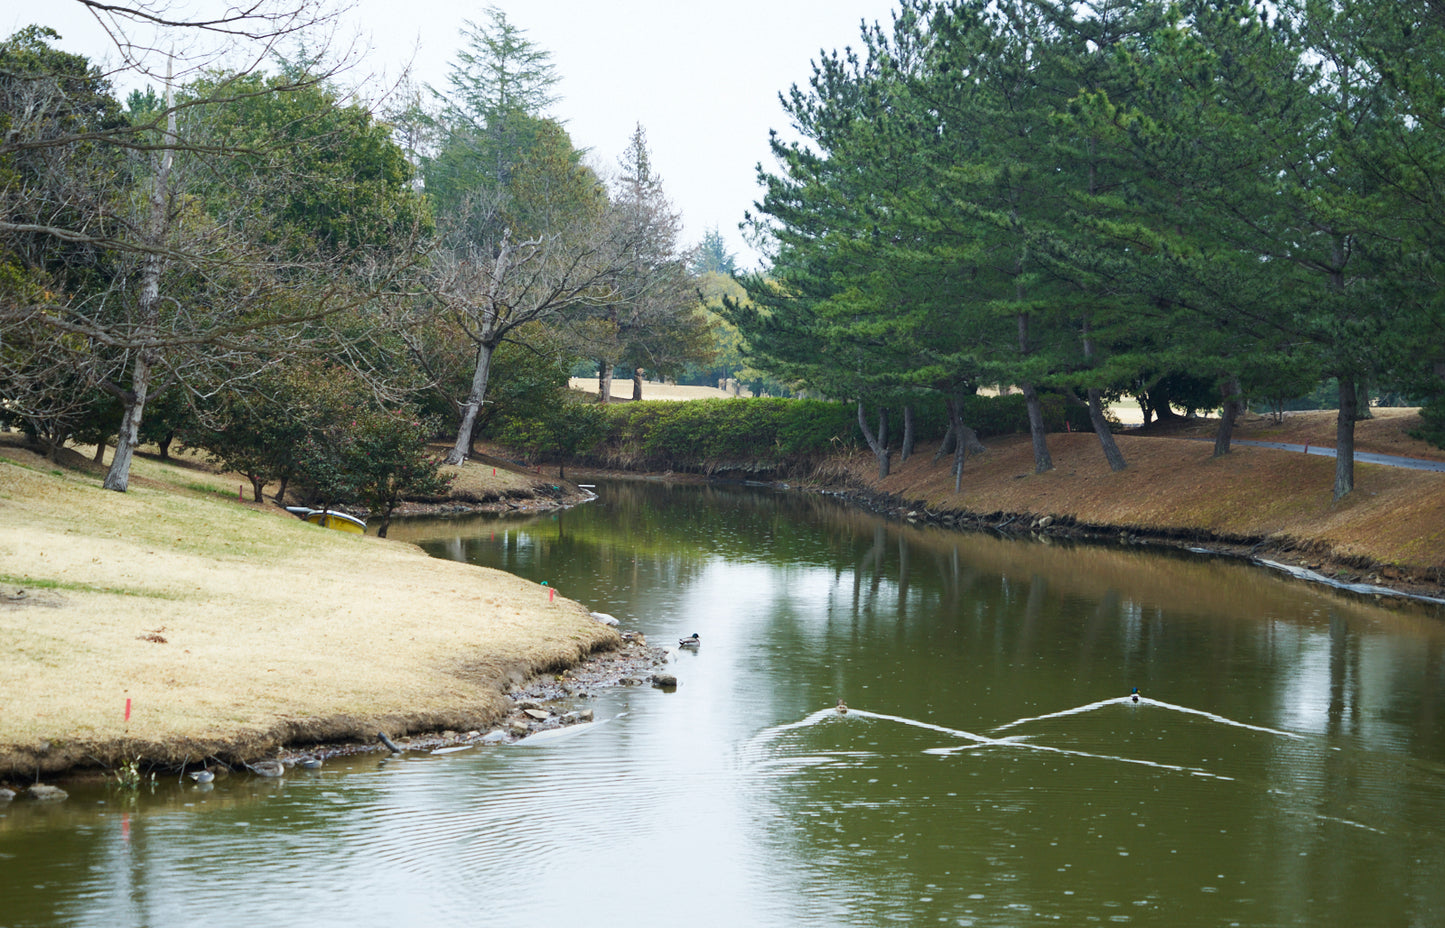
<box><xmin>428</xmin><ymin>463</ymin><xmax>1445</xmax><ymax>604</ymax></box>
<box><xmin>0</xmin><ymin>630</ymin><xmax>674</xmax><ymax>797</ymax></box>
<box><xmin>331</xmin><ymin>630</ymin><xmax>675</xmax><ymax>759</ymax></box>
<box><xmin>819</xmin><ymin>485</ymin><xmax>1445</xmax><ymax>606</ymax></box>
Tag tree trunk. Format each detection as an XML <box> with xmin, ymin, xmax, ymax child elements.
<box><xmin>632</xmin><ymin>367</ymin><xmax>644</xmax><ymax>402</ymax></box>
<box><xmin>1079</xmin><ymin>315</ymin><xmax>1125</xmax><ymax>471</ymax></box>
<box><xmin>597</xmin><ymin>360</ymin><xmax>614</xmax><ymax>404</ymax></box>
<box><xmin>158</xmin><ymin>431</ymin><xmax>173</xmax><ymax>459</ymax></box>
<box><xmin>446</xmin><ymin>231</ymin><xmax>512</xmax><ymax>464</ymax></box>
<box><xmin>1016</xmin><ymin>308</ymin><xmax>1052</xmax><ymax>474</ymax></box>
<box><xmin>249</xmin><ymin>476</ymin><xmax>265</xmax><ymax>502</ymax></box>
<box><xmin>857</xmin><ymin>401</ymin><xmax>890</xmax><ymax>479</ymax></box>
<box><xmin>953</xmin><ymin>425</ymin><xmax>967</xmax><ymax>494</ymax></box>
<box><xmin>92</xmin><ymin>442</ymin><xmax>106</xmax><ymax>464</ymax></box>
<box><xmin>104</xmin><ymin>354</ymin><xmax>152</xmax><ymax>491</ymax></box>
<box><xmin>946</xmin><ymin>395</ymin><xmax>985</xmax><ymax>494</ymax></box>
<box><xmin>935</xmin><ymin>424</ymin><xmax>955</xmax><ymax>462</ymax></box>
<box><xmin>1355</xmin><ymin>379</ymin><xmax>1373</xmax><ymax>420</ymax></box>
<box><xmin>1333</xmin><ymin>375</ymin><xmax>1357</xmax><ymax>501</ymax></box>
<box><xmin>1213</xmin><ymin>375</ymin><xmax>1243</xmax><ymax>457</ymax></box>
<box><xmin>447</xmin><ymin>339</ymin><xmax>496</xmax><ymax>465</ymax></box>
<box><xmin>1327</xmin><ymin>241</ymin><xmax>1357</xmax><ymax>499</ymax></box>
<box><xmin>274</xmin><ymin>474</ymin><xmax>290</xmax><ymax>505</ymax></box>
<box><xmin>900</xmin><ymin>405</ymin><xmax>915</xmax><ymax>461</ymax></box>
<box><xmin>103</xmin><ymin>81</ymin><xmax>174</xmax><ymax>493</ymax></box>
<box><xmin>1157</xmin><ymin>404</ymin><xmax>1184</xmax><ymax>422</ymax></box>
<box><xmin>1019</xmin><ymin>381</ymin><xmax>1053</xmax><ymax>474</ymax></box>
<box><xmin>1086</xmin><ymin>387</ymin><xmax>1128</xmax><ymax>471</ymax></box>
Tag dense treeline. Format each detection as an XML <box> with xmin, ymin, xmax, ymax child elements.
<box><xmin>728</xmin><ymin>0</ymin><xmax>1445</xmax><ymax>497</ymax></box>
<box><xmin>0</xmin><ymin>2</ymin><xmax>711</xmax><ymax>525</ymax></box>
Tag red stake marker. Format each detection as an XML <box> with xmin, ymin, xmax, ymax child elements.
<box><xmin>124</xmin><ymin>698</ymin><xmax>132</xmax><ymax>722</ymax></box>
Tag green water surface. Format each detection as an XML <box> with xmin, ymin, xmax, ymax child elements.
<box><xmin>4</xmin><ymin>480</ymin><xmax>1443</xmax><ymax>927</ymax></box>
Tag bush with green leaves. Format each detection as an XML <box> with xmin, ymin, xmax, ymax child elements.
<box><xmin>348</xmin><ymin>409</ymin><xmax>452</xmax><ymax>538</ymax></box>
<box><xmin>195</xmin><ymin>361</ymin><xmax>450</xmax><ymax>533</ymax></box>
<box><xmin>491</xmin><ymin>400</ymin><xmax>607</xmax><ymax>464</ymax></box>
<box><xmin>566</xmin><ymin>393</ymin><xmax>1089</xmax><ymax>475</ymax></box>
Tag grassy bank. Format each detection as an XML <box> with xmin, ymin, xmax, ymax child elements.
<box><xmin>811</xmin><ymin>408</ymin><xmax>1445</xmax><ymax>596</ymax></box>
<box><xmin>0</xmin><ymin>437</ymin><xmax>616</xmax><ymax>780</ymax></box>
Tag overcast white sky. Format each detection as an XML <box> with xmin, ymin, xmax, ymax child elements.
<box><xmin>12</xmin><ymin>0</ymin><xmax>901</xmax><ymax>268</ymax></box>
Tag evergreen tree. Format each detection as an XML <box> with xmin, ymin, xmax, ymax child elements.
<box><xmin>424</xmin><ymin>6</ymin><xmax>563</xmax><ymax>217</ymax></box>
<box><xmin>690</xmin><ymin>227</ymin><xmax>738</xmax><ymax>276</ymax></box>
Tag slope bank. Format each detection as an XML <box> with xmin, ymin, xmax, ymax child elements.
<box><xmin>0</xmin><ymin>438</ymin><xmax>617</xmax><ymax>780</ymax></box>
<box><xmin>801</xmin><ymin>409</ymin><xmax>1445</xmax><ymax>600</ymax></box>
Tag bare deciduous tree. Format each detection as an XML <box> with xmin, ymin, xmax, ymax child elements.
<box><xmin>414</xmin><ymin>196</ymin><xmax>648</xmax><ymax>465</ymax></box>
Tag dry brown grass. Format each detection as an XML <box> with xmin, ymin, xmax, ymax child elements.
<box><xmin>823</xmin><ymin>409</ymin><xmax>1445</xmax><ymax>586</ymax></box>
<box><xmin>0</xmin><ymin>436</ymin><xmax>616</xmax><ymax>778</ymax></box>
<box><xmin>434</xmin><ymin>445</ymin><xmax>572</xmax><ymax>505</ymax></box>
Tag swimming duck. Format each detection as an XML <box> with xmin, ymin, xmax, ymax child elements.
<box><xmin>296</xmin><ymin>755</ymin><xmax>323</xmax><ymax>770</ymax></box>
<box><xmin>836</xmin><ymin>699</ymin><xmax>848</xmax><ymax>715</ymax></box>
<box><xmin>1130</xmin><ymin>687</ymin><xmax>1140</xmax><ymax>704</ymax></box>
<box><xmin>187</xmin><ymin>768</ymin><xmax>215</xmax><ymax>784</ymax></box>
<box><xmin>679</xmin><ymin>633</ymin><xmax>700</xmax><ymax>648</ymax></box>
<box><xmin>246</xmin><ymin>759</ymin><xmax>286</xmax><ymax>778</ymax></box>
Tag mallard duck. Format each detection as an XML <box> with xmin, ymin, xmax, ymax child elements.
<box><xmin>836</xmin><ymin>699</ymin><xmax>848</xmax><ymax>714</ymax></box>
<box><xmin>246</xmin><ymin>759</ymin><xmax>286</xmax><ymax>778</ymax></box>
<box><xmin>187</xmin><ymin>768</ymin><xmax>215</xmax><ymax>784</ymax></box>
<box><xmin>1130</xmin><ymin>687</ymin><xmax>1140</xmax><ymax>703</ymax></box>
<box><xmin>679</xmin><ymin>633</ymin><xmax>700</xmax><ymax>648</ymax></box>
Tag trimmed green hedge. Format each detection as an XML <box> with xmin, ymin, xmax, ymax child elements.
<box><xmin>562</xmin><ymin>393</ymin><xmax>1092</xmax><ymax>475</ymax></box>
<box><xmin>602</xmin><ymin>398</ymin><xmax>854</xmax><ymax>465</ymax></box>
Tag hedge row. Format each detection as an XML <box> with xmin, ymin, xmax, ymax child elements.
<box><xmin>599</xmin><ymin>398</ymin><xmax>853</xmax><ymax>467</ymax></box>
<box><xmin>554</xmin><ymin>393</ymin><xmax>1093</xmax><ymax>475</ymax></box>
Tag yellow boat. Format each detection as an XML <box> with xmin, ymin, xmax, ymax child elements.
<box><xmin>287</xmin><ymin>507</ymin><xmax>367</xmax><ymax>534</ymax></box>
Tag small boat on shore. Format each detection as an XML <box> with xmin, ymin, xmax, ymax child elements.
<box><xmin>286</xmin><ymin>506</ymin><xmax>367</xmax><ymax>534</ymax></box>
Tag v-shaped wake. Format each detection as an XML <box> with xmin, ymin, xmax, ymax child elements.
<box><xmin>745</xmin><ymin>693</ymin><xmax>1304</xmax><ymax>782</ymax></box>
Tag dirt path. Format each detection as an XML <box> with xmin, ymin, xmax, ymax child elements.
<box><xmin>1182</xmin><ymin>437</ymin><xmax>1445</xmax><ymax>472</ymax></box>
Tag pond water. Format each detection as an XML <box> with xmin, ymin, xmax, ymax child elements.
<box><xmin>4</xmin><ymin>480</ymin><xmax>1445</xmax><ymax>927</ymax></box>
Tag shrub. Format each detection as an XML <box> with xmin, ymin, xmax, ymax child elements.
<box><xmin>493</xmin><ymin>401</ymin><xmax>608</xmax><ymax>461</ymax></box>
<box><xmin>558</xmin><ymin>393</ymin><xmax>1088</xmax><ymax>475</ymax></box>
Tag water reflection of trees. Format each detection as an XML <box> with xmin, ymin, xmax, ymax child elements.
<box><xmin>393</xmin><ymin>479</ymin><xmax>1445</xmax><ymax>767</ymax></box>
<box><xmin>355</xmin><ymin>480</ymin><xmax>1445</xmax><ymax>923</ymax></box>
